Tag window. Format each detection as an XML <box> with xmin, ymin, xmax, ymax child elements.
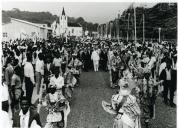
<box><xmin>3</xmin><ymin>33</ymin><xmax>7</xmax><ymax>37</ymax></box>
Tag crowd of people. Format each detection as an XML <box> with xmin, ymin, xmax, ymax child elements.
<box><xmin>0</xmin><ymin>37</ymin><xmax>177</xmax><ymax>128</ymax></box>
<box><xmin>102</xmin><ymin>39</ymin><xmax>177</xmax><ymax>128</ymax></box>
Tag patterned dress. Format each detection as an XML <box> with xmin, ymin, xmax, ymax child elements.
<box><xmin>111</xmin><ymin>93</ymin><xmax>141</xmax><ymax>128</ymax></box>
<box><xmin>139</xmin><ymin>78</ymin><xmax>158</xmax><ymax>124</ymax></box>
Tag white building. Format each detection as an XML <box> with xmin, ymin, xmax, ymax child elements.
<box><xmin>2</xmin><ymin>18</ymin><xmax>52</xmax><ymax>42</ymax></box>
<box><xmin>51</xmin><ymin>7</ymin><xmax>83</xmax><ymax>37</ymax></box>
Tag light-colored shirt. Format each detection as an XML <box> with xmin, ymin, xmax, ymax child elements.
<box><xmin>53</xmin><ymin>58</ymin><xmax>62</xmax><ymax>67</ymax></box>
<box><xmin>49</xmin><ymin>92</ymin><xmax>59</xmax><ymax>103</ymax></box>
<box><xmin>24</xmin><ymin>62</ymin><xmax>35</xmax><ymax>84</ymax></box>
<box><xmin>5</xmin><ymin>64</ymin><xmax>14</xmax><ymax>86</ymax></box>
<box><xmin>159</xmin><ymin>62</ymin><xmax>166</xmax><ymax>75</ymax></box>
<box><xmin>166</xmin><ymin>69</ymin><xmax>171</xmax><ymax>80</ymax></box>
<box><xmin>1</xmin><ymin>82</ymin><xmax>9</xmax><ymax>102</ymax></box>
<box><xmin>91</xmin><ymin>50</ymin><xmax>100</xmax><ymax>61</ymax></box>
<box><xmin>35</xmin><ymin>59</ymin><xmax>44</xmax><ymax>75</ymax></box>
<box><xmin>50</xmin><ymin>75</ymin><xmax>64</xmax><ymax>89</ymax></box>
<box><xmin>108</xmin><ymin>50</ymin><xmax>114</xmax><ymax>60</ymax></box>
<box><xmin>19</xmin><ymin>110</ymin><xmax>30</xmax><ymax>128</ymax></box>
<box><xmin>47</xmin><ymin>63</ymin><xmax>51</xmax><ymax>71</ymax></box>
<box><xmin>147</xmin><ymin>56</ymin><xmax>156</xmax><ymax>70</ymax></box>
<box><xmin>142</xmin><ymin>57</ymin><xmax>150</xmax><ymax>64</ymax></box>
<box><xmin>11</xmin><ymin>74</ymin><xmax>21</xmax><ymax>88</ymax></box>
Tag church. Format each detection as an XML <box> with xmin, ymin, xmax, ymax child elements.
<box><xmin>51</xmin><ymin>7</ymin><xmax>83</xmax><ymax>37</ymax></box>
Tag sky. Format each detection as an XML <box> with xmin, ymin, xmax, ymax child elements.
<box><xmin>2</xmin><ymin>2</ymin><xmax>157</xmax><ymax>24</ymax></box>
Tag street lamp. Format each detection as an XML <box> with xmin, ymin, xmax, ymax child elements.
<box><xmin>127</xmin><ymin>13</ymin><xmax>130</xmax><ymax>42</ymax></box>
<box><xmin>118</xmin><ymin>11</ymin><xmax>120</xmax><ymax>43</ymax></box>
<box><xmin>158</xmin><ymin>27</ymin><xmax>161</xmax><ymax>43</ymax></box>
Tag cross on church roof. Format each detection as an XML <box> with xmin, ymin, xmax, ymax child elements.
<box><xmin>62</xmin><ymin>7</ymin><xmax>65</xmax><ymax>16</ymax></box>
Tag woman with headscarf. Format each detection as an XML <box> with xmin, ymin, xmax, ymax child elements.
<box><xmin>68</xmin><ymin>53</ymin><xmax>82</xmax><ymax>87</ymax></box>
<box><xmin>102</xmin><ymin>77</ymin><xmax>141</xmax><ymax>128</ymax></box>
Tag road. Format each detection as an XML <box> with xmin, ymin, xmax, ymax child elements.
<box><xmin>33</xmin><ymin>71</ymin><xmax>176</xmax><ymax>128</ymax></box>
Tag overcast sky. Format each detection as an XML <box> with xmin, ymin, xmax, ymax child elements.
<box><xmin>2</xmin><ymin>2</ymin><xmax>157</xmax><ymax>24</ymax></box>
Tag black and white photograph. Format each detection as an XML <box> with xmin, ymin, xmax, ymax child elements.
<box><xmin>0</xmin><ymin>1</ymin><xmax>177</xmax><ymax>128</ymax></box>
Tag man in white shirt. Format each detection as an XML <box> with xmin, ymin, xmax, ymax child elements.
<box><xmin>1</xmin><ymin>80</ymin><xmax>10</xmax><ymax>113</ymax></box>
<box><xmin>0</xmin><ymin>81</ymin><xmax>12</xmax><ymax>128</ymax></box>
<box><xmin>24</xmin><ymin>53</ymin><xmax>35</xmax><ymax>104</ymax></box>
<box><xmin>91</xmin><ymin>47</ymin><xmax>100</xmax><ymax>72</ymax></box>
<box><xmin>19</xmin><ymin>107</ymin><xmax>30</xmax><ymax>128</ymax></box>
<box><xmin>53</xmin><ymin>53</ymin><xmax>62</xmax><ymax>75</ymax></box>
<box><xmin>13</xmin><ymin>96</ymin><xmax>41</xmax><ymax>128</ymax></box>
<box><xmin>49</xmin><ymin>67</ymin><xmax>64</xmax><ymax>90</ymax></box>
<box><xmin>35</xmin><ymin>53</ymin><xmax>44</xmax><ymax>95</ymax></box>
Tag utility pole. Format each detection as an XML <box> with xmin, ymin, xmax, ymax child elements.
<box><xmin>110</xmin><ymin>22</ymin><xmax>112</xmax><ymax>39</ymax></box>
<box><xmin>127</xmin><ymin>13</ymin><xmax>130</xmax><ymax>42</ymax></box>
<box><xmin>143</xmin><ymin>12</ymin><xmax>145</xmax><ymax>43</ymax></box>
<box><xmin>142</xmin><ymin>4</ymin><xmax>146</xmax><ymax>43</ymax></box>
<box><xmin>158</xmin><ymin>27</ymin><xmax>161</xmax><ymax>43</ymax></box>
<box><xmin>134</xmin><ymin>4</ymin><xmax>137</xmax><ymax>42</ymax></box>
<box><xmin>106</xmin><ymin>23</ymin><xmax>108</xmax><ymax>38</ymax></box>
<box><xmin>66</xmin><ymin>29</ymin><xmax>68</xmax><ymax>43</ymax></box>
<box><xmin>116</xmin><ymin>19</ymin><xmax>117</xmax><ymax>39</ymax></box>
<box><xmin>118</xmin><ymin>12</ymin><xmax>120</xmax><ymax>42</ymax></box>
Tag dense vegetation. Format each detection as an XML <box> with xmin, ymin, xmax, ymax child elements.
<box><xmin>2</xmin><ymin>8</ymin><xmax>99</xmax><ymax>32</ymax></box>
<box><xmin>112</xmin><ymin>3</ymin><xmax>177</xmax><ymax>40</ymax></box>
<box><xmin>2</xmin><ymin>3</ymin><xmax>177</xmax><ymax>39</ymax></box>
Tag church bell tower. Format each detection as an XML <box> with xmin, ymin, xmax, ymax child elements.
<box><xmin>59</xmin><ymin>7</ymin><xmax>68</xmax><ymax>35</ymax></box>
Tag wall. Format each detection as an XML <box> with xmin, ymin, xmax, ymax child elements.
<box><xmin>2</xmin><ymin>19</ymin><xmax>48</xmax><ymax>41</ymax></box>
<box><xmin>68</xmin><ymin>27</ymin><xmax>83</xmax><ymax>37</ymax></box>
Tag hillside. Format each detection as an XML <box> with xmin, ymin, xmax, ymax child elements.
<box><xmin>2</xmin><ymin>8</ymin><xmax>99</xmax><ymax>32</ymax></box>
<box><xmin>119</xmin><ymin>3</ymin><xmax>177</xmax><ymax>39</ymax></box>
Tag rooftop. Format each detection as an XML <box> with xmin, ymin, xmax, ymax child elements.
<box><xmin>4</xmin><ymin>17</ymin><xmax>52</xmax><ymax>30</ymax></box>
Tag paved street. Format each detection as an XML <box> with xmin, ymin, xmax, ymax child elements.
<box><xmin>34</xmin><ymin>71</ymin><xmax>176</xmax><ymax>128</ymax></box>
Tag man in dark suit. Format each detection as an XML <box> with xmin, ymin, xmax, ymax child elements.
<box><xmin>87</xmin><ymin>47</ymin><xmax>93</xmax><ymax>70</ymax></box>
<box><xmin>13</xmin><ymin>96</ymin><xmax>41</xmax><ymax>128</ymax></box>
<box><xmin>44</xmin><ymin>56</ymin><xmax>53</xmax><ymax>92</ymax></box>
<box><xmin>160</xmin><ymin>60</ymin><xmax>177</xmax><ymax>107</ymax></box>
<box><xmin>100</xmin><ymin>48</ymin><xmax>108</xmax><ymax>71</ymax></box>
<box><xmin>82</xmin><ymin>48</ymin><xmax>91</xmax><ymax>72</ymax></box>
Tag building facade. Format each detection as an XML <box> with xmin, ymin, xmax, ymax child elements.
<box><xmin>51</xmin><ymin>7</ymin><xmax>83</xmax><ymax>37</ymax></box>
<box><xmin>2</xmin><ymin>18</ymin><xmax>51</xmax><ymax>42</ymax></box>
